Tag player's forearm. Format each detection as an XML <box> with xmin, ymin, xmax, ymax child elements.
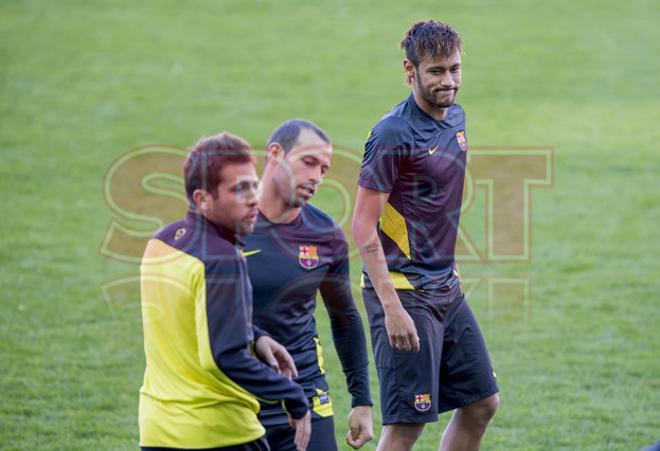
<box><xmin>318</xmin><ymin>279</ymin><xmax>372</xmax><ymax>406</ymax></box>
<box><xmin>352</xmin><ymin>190</ymin><xmax>404</xmax><ymax>312</ymax></box>
<box><xmin>216</xmin><ymin>347</ymin><xmax>309</xmax><ymax>418</ymax></box>
<box><xmin>324</xmin><ymin>308</ymin><xmax>373</xmax><ymax>403</ymax></box>
<box><xmin>202</xmin><ymin>322</ymin><xmax>308</xmax><ymax>417</ymax></box>
<box><xmin>355</xmin><ymin>237</ymin><xmax>403</xmax><ymax>311</ymax></box>
<box><xmin>201</xmin><ymin>265</ymin><xmax>308</xmax><ymax>418</ymax></box>
<box><xmin>328</xmin><ymin>317</ymin><xmax>372</xmax><ymax>407</ymax></box>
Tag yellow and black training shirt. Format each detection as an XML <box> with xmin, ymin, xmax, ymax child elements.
<box><xmin>139</xmin><ymin>211</ymin><xmax>308</xmax><ymax>449</ymax></box>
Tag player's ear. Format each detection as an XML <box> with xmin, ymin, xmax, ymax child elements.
<box><xmin>403</xmin><ymin>58</ymin><xmax>415</xmax><ymax>85</ymax></box>
<box><xmin>267</xmin><ymin>143</ymin><xmax>285</xmax><ymax>162</ymax></box>
<box><xmin>192</xmin><ymin>189</ymin><xmax>209</xmax><ymax>212</ymax></box>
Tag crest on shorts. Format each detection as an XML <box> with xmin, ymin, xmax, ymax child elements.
<box><xmin>298</xmin><ymin>245</ymin><xmax>319</xmax><ymax>270</ymax></box>
<box><xmin>414</xmin><ymin>393</ymin><xmax>431</xmax><ymax>412</ymax></box>
<box><xmin>456</xmin><ymin>130</ymin><xmax>468</xmax><ymax>151</ymax></box>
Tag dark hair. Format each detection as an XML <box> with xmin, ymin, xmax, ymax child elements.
<box><xmin>183</xmin><ymin>132</ymin><xmax>255</xmax><ymax>202</ymax></box>
<box><xmin>400</xmin><ymin>20</ymin><xmax>463</xmax><ymax>66</ymax></box>
<box><xmin>266</xmin><ymin>119</ymin><xmax>330</xmax><ymax>154</ymax></box>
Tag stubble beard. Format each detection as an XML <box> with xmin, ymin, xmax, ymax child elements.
<box><xmin>417</xmin><ymin>73</ymin><xmax>457</xmax><ymax>109</ymax></box>
<box><xmin>278</xmin><ymin>180</ymin><xmax>306</xmax><ymax>209</ymax></box>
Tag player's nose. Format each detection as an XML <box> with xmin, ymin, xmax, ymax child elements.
<box><xmin>440</xmin><ymin>78</ymin><xmax>453</xmax><ymax>88</ymax></box>
<box><xmin>310</xmin><ymin>167</ymin><xmax>323</xmax><ymax>185</ymax></box>
<box><xmin>439</xmin><ymin>71</ymin><xmax>455</xmax><ymax>87</ymax></box>
<box><xmin>245</xmin><ymin>186</ymin><xmax>258</xmax><ymax>206</ymax></box>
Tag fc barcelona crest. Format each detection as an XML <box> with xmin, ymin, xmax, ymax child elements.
<box><xmin>456</xmin><ymin>130</ymin><xmax>468</xmax><ymax>151</ymax></box>
<box><xmin>414</xmin><ymin>393</ymin><xmax>431</xmax><ymax>412</ymax></box>
<box><xmin>298</xmin><ymin>245</ymin><xmax>319</xmax><ymax>270</ymax></box>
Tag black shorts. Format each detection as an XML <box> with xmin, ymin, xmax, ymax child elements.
<box><xmin>265</xmin><ymin>416</ymin><xmax>337</xmax><ymax>451</ymax></box>
<box><xmin>141</xmin><ymin>436</ymin><xmax>269</xmax><ymax>451</ymax></box>
<box><xmin>363</xmin><ymin>279</ymin><xmax>499</xmax><ymax>425</ymax></box>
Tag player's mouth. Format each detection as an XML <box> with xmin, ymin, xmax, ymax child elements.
<box><xmin>298</xmin><ymin>185</ymin><xmax>315</xmax><ymax>199</ymax></box>
<box><xmin>435</xmin><ymin>88</ymin><xmax>456</xmax><ymax>95</ymax></box>
<box><xmin>237</xmin><ymin>209</ymin><xmax>259</xmax><ymax>234</ymax></box>
<box><xmin>245</xmin><ymin>210</ymin><xmax>259</xmax><ymax>224</ymax></box>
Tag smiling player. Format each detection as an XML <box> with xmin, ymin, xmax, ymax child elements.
<box><xmin>352</xmin><ymin>21</ymin><xmax>500</xmax><ymax>451</ymax></box>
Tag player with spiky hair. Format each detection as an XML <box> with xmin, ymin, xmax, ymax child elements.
<box><xmin>353</xmin><ymin>21</ymin><xmax>500</xmax><ymax>451</ymax></box>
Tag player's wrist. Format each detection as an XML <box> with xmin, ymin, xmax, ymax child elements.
<box><xmin>351</xmin><ymin>400</ymin><xmax>373</xmax><ymax>408</ymax></box>
<box><xmin>382</xmin><ymin>301</ymin><xmax>405</xmax><ymax>314</ymax></box>
<box><xmin>372</xmin><ymin>283</ymin><xmax>403</xmax><ymax>312</ymax></box>
<box><xmin>351</xmin><ymin>404</ymin><xmax>373</xmax><ymax>411</ymax></box>
<box><xmin>252</xmin><ymin>325</ymin><xmax>270</xmax><ymax>342</ymax></box>
<box><xmin>285</xmin><ymin>399</ymin><xmax>310</xmax><ymax>420</ymax></box>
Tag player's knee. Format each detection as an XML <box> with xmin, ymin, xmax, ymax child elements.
<box><xmin>379</xmin><ymin>424</ymin><xmax>424</xmax><ymax>449</ymax></box>
<box><xmin>461</xmin><ymin>394</ymin><xmax>499</xmax><ymax>429</ymax></box>
<box><xmin>481</xmin><ymin>393</ymin><xmax>499</xmax><ymax>421</ymax></box>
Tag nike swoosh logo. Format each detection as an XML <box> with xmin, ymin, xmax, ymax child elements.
<box><xmin>241</xmin><ymin>249</ymin><xmax>261</xmax><ymax>257</ymax></box>
<box><xmin>428</xmin><ymin>146</ymin><xmax>439</xmax><ymax>155</ymax></box>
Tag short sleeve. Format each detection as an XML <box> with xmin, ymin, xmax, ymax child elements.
<box><xmin>358</xmin><ymin>117</ymin><xmax>414</xmax><ymax>193</ymax></box>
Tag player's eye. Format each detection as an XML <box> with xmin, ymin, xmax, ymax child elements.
<box><xmin>233</xmin><ymin>183</ymin><xmax>253</xmax><ymax>193</ymax></box>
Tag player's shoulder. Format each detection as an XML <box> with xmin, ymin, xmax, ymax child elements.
<box><xmin>368</xmin><ymin>116</ymin><xmax>415</xmax><ymax>148</ymax></box>
<box><xmin>446</xmin><ymin>103</ymin><xmax>466</xmax><ymax>126</ymax></box>
<box><xmin>369</xmin><ymin>96</ymin><xmax>415</xmax><ymax>136</ymax></box>
<box><xmin>150</xmin><ymin>218</ymin><xmax>204</xmax><ymax>262</ymax></box>
<box><xmin>375</xmin><ymin>115</ymin><xmax>413</xmax><ymax>134</ymax></box>
<box><xmin>153</xmin><ymin>218</ymin><xmax>187</xmax><ymax>243</ymax></box>
<box><xmin>302</xmin><ymin>204</ymin><xmax>345</xmax><ymax>240</ymax></box>
<box><xmin>153</xmin><ymin>214</ymin><xmax>237</xmax><ymax>261</ymax></box>
<box><xmin>303</xmin><ymin>203</ymin><xmax>338</xmax><ymax>227</ymax></box>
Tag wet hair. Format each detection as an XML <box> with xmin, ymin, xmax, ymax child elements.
<box><xmin>400</xmin><ymin>20</ymin><xmax>463</xmax><ymax>66</ymax></box>
<box><xmin>184</xmin><ymin>131</ymin><xmax>255</xmax><ymax>201</ymax></box>
<box><xmin>266</xmin><ymin>119</ymin><xmax>330</xmax><ymax>154</ymax></box>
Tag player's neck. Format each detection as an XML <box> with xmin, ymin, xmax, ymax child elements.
<box><xmin>258</xmin><ymin>178</ymin><xmax>302</xmax><ymax>224</ymax></box>
<box><xmin>412</xmin><ymin>89</ymin><xmax>448</xmax><ymax>121</ymax></box>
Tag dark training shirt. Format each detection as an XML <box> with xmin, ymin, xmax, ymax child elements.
<box><xmin>358</xmin><ymin>93</ymin><xmax>468</xmax><ymax>290</ymax></box>
<box><xmin>244</xmin><ymin>204</ymin><xmax>372</xmax><ymax>426</ymax></box>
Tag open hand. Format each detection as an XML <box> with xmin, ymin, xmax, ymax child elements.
<box><xmin>255</xmin><ymin>335</ymin><xmax>298</xmax><ymax>379</ymax></box>
<box><xmin>384</xmin><ymin>305</ymin><xmax>419</xmax><ymax>352</ymax></box>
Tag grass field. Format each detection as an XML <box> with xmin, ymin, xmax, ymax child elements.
<box><xmin>1</xmin><ymin>1</ymin><xmax>659</xmax><ymax>449</ymax></box>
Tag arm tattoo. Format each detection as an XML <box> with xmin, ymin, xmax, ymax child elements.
<box><xmin>359</xmin><ymin>242</ymin><xmax>381</xmax><ymax>254</ymax></box>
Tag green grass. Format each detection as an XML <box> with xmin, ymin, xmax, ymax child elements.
<box><xmin>2</xmin><ymin>0</ymin><xmax>659</xmax><ymax>449</ymax></box>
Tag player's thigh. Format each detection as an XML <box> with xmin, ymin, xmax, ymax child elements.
<box><xmin>265</xmin><ymin>423</ymin><xmax>295</xmax><ymax>451</ymax></box>
<box><xmin>308</xmin><ymin>416</ymin><xmax>338</xmax><ymax>451</ymax></box>
<box><xmin>364</xmin><ymin>288</ymin><xmax>445</xmax><ymax>424</ymax></box>
<box><xmin>265</xmin><ymin>417</ymin><xmax>337</xmax><ymax>451</ymax></box>
<box><xmin>437</xmin><ymin>296</ymin><xmax>499</xmax><ymax>412</ymax></box>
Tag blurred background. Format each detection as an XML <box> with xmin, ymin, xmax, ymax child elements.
<box><xmin>1</xmin><ymin>1</ymin><xmax>658</xmax><ymax>449</ymax></box>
